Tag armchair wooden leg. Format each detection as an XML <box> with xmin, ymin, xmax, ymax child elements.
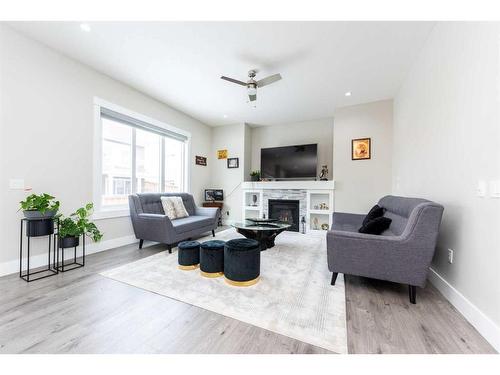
<box><xmin>139</xmin><ymin>239</ymin><xmax>144</xmax><ymax>249</ymax></box>
<box><xmin>167</xmin><ymin>244</ymin><xmax>172</xmax><ymax>254</ymax></box>
<box><xmin>331</xmin><ymin>272</ymin><xmax>338</xmax><ymax>286</ymax></box>
<box><xmin>212</xmin><ymin>230</ymin><xmax>215</xmax><ymax>237</ymax></box>
<box><xmin>409</xmin><ymin>285</ymin><xmax>417</xmax><ymax>304</ymax></box>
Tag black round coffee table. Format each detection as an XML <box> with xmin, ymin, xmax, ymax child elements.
<box><xmin>231</xmin><ymin>220</ymin><xmax>291</xmax><ymax>250</ymax></box>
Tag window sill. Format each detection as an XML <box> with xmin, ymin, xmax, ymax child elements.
<box><xmin>92</xmin><ymin>209</ymin><xmax>130</xmax><ymax>220</ymax></box>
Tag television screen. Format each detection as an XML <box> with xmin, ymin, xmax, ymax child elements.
<box><xmin>205</xmin><ymin>189</ymin><xmax>223</xmax><ymax>201</ymax></box>
<box><xmin>261</xmin><ymin>144</ymin><xmax>318</xmax><ymax>180</ymax></box>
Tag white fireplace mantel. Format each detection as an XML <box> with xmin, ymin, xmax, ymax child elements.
<box><xmin>241</xmin><ymin>180</ymin><xmax>335</xmax><ymax>190</ymax></box>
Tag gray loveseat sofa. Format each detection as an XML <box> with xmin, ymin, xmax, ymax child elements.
<box><xmin>326</xmin><ymin>195</ymin><xmax>444</xmax><ymax>304</ymax></box>
<box><xmin>129</xmin><ymin>193</ymin><xmax>220</xmax><ymax>253</ymax></box>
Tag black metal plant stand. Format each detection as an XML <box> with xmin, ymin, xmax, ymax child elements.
<box><xmin>56</xmin><ymin>222</ymin><xmax>85</xmax><ymax>272</ymax></box>
<box><xmin>19</xmin><ymin>218</ymin><xmax>59</xmax><ymax>282</ymax></box>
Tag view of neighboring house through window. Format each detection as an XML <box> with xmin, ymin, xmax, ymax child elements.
<box><xmin>102</xmin><ymin>118</ymin><xmax>133</xmax><ymax>207</ymax></box>
<box><xmin>135</xmin><ymin>128</ymin><xmax>161</xmax><ymax>193</ymax></box>
<box><xmin>164</xmin><ymin>136</ymin><xmax>185</xmax><ymax>192</ymax></box>
<box><xmin>100</xmin><ymin>107</ymin><xmax>187</xmax><ymax>210</ymax></box>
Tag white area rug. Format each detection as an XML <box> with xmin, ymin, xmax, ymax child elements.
<box><xmin>100</xmin><ymin>228</ymin><xmax>347</xmax><ymax>353</ymax></box>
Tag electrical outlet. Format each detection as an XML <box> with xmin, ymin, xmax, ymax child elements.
<box><xmin>448</xmin><ymin>249</ymin><xmax>454</xmax><ymax>264</ymax></box>
<box><xmin>490</xmin><ymin>180</ymin><xmax>500</xmax><ymax>198</ymax></box>
<box><xmin>477</xmin><ymin>180</ymin><xmax>487</xmax><ymax>197</ymax></box>
<box><xmin>9</xmin><ymin>179</ymin><xmax>25</xmax><ymax>190</ymax></box>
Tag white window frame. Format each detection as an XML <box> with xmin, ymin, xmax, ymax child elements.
<box><xmin>93</xmin><ymin>97</ymin><xmax>191</xmax><ymax>219</ymax></box>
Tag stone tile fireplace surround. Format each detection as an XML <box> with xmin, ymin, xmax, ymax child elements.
<box><xmin>241</xmin><ymin>181</ymin><xmax>335</xmax><ymax>233</ymax></box>
<box><xmin>264</xmin><ymin>191</ymin><xmax>306</xmax><ymax>230</ymax></box>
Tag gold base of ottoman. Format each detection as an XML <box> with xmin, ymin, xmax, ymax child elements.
<box><xmin>200</xmin><ymin>270</ymin><xmax>224</xmax><ymax>278</ymax></box>
<box><xmin>224</xmin><ymin>276</ymin><xmax>260</xmax><ymax>287</ymax></box>
<box><xmin>178</xmin><ymin>264</ymin><xmax>199</xmax><ymax>271</ymax></box>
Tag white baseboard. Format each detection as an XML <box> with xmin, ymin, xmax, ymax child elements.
<box><xmin>0</xmin><ymin>235</ymin><xmax>138</xmax><ymax>278</ymax></box>
<box><xmin>428</xmin><ymin>267</ymin><xmax>500</xmax><ymax>352</ymax></box>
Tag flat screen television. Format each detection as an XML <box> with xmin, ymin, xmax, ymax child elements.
<box><xmin>261</xmin><ymin>144</ymin><xmax>318</xmax><ymax>180</ymax></box>
<box><xmin>204</xmin><ymin>189</ymin><xmax>223</xmax><ymax>201</ymax></box>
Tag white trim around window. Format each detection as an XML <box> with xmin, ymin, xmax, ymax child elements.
<box><xmin>92</xmin><ymin>97</ymin><xmax>191</xmax><ymax>220</ymax></box>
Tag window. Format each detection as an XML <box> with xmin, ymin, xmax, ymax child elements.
<box><xmin>95</xmin><ymin>99</ymin><xmax>189</xmax><ymax>215</ymax></box>
<box><xmin>112</xmin><ymin>177</ymin><xmax>132</xmax><ymax>195</ymax></box>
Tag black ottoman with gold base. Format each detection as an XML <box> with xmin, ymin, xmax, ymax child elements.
<box><xmin>224</xmin><ymin>238</ymin><xmax>260</xmax><ymax>286</ymax></box>
<box><xmin>200</xmin><ymin>240</ymin><xmax>225</xmax><ymax>278</ymax></box>
<box><xmin>177</xmin><ymin>240</ymin><xmax>200</xmax><ymax>270</ymax></box>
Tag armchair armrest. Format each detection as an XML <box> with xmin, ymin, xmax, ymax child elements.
<box><xmin>327</xmin><ymin>230</ymin><xmax>405</xmax><ymax>267</ymax></box>
<box><xmin>329</xmin><ymin>229</ymin><xmax>402</xmax><ymax>242</ymax></box>
<box><xmin>135</xmin><ymin>213</ymin><xmax>174</xmax><ymax>243</ymax></box>
<box><xmin>138</xmin><ymin>212</ymin><xmax>172</xmax><ymax>224</ymax></box>
<box><xmin>195</xmin><ymin>206</ymin><xmax>219</xmax><ymax>219</ymax></box>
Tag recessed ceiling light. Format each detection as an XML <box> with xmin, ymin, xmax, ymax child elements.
<box><xmin>223</xmin><ymin>114</ymin><xmax>228</xmax><ymax>118</ymax></box>
<box><xmin>80</xmin><ymin>23</ymin><xmax>91</xmax><ymax>32</ymax></box>
<box><xmin>345</xmin><ymin>91</ymin><xmax>352</xmax><ymax>97</ymax></box>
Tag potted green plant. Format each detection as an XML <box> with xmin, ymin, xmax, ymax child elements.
<box><xmin>57</xmin><ymin>203</ymin><xmax>103</xmax><ymax>248</ymax></box>
<box><xmin>19</xmin><ymin>193</ymin><xmax>60</xmax><ymax>219</ymax></box>
<box><xmin>19</xmin><ymin>193</ymin><xmax>60</xmax><ymax>237</ymax></box>
<box><xmin>250</xmin><ymin>170</ymin><xmax>261</xmax><ymax>182</ymax></box>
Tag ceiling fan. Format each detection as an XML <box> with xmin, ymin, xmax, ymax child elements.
<box><xmin>221</xmin><ymin>70</ymin><xmax>282</xmax><ymax>104</ymax></box>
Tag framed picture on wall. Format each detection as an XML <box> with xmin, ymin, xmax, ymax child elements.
<box><xmin>227</xmin><ymin>157</ymin><xmax>239</xmax><ymax>168</ymax></box>
<box><xmin>351</xmin><ymin>138</ymin><xmax>371</xmax><ymax>160</ymax></box>
<box><xmin>195</xmin><ymin>155</ymin><xmax>207</xmax><ymax>166</ymax></box>
<box><xmin>217</xmin><ymin>149</ymin><xmax>228</xmax><ymax>159</ymax></box>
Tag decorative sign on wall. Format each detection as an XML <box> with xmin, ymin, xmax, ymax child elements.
<box><xmin>217</xmin><ymin>149</ymin><xmax>228</xmax><ymax>159</ymax></box>
<box><xmin>195</xmin><ymin>155</ymin><xmax>207</xmax><ymax>166</ymax></box>
<box><xmin>227</xmin><ymin>157</ymin><xmax>239</xmax><ymax>169</ymax></box>
<box><xmin>351</xmin><ymin>138</ymin><xmax>371</xmax><ymax>160</ymax></box>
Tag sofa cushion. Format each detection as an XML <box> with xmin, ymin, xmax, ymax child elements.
<box><xmin>161</xmin><ymin>197</ymin><xmax>177</xmax><ymax>220</ymax></box>
<box><xmin>362</xmin><ymin>204</ymin><xmax>385</xmax><ymax>226</ymax></box>
<box><xmin>359</xmin><ymin>217</ymin><xmax>392</xmax><ymax>235</ymax></box>
<box><xmin>331</xmin><ymin>213</ymin><xmax>365</xmax><ymax>232</ymax></box>
<box><xmin>137</xmin><ymin>193</ymin><xmax>196</xmax><ymax>216</ymax></box>
<box><xmin>333</xmin><ymin>222</ymin><xmax>361</xmax><ymax>232</ymax></box>
<box><xmin>139</xmin><ymin>195</ymin><xmax>165</xmax><ymax>215</ymax></box>
<box><xmin>170</xmin><ymin>196</ymin><xmax>189</xmax><ymax>218</ymax></box>
<box><xmin>383</xmin><ymin>211</ymin><xmax>407</xmax><ymax>236</ymax></box>
<box><xmin>172</xmin><ymin>216</ymin><xmax>213</xmax><ymax>234</ymax></box>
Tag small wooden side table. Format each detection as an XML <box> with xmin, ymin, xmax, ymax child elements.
<box><xmin>202</xmin><ymin>201</ymin><xmax>223</xmax><ymax>227</ymax></box>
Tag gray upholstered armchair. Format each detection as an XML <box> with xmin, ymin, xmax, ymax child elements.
<box><xmin>327</xmin><ymin>195</ymin><xmax>444</xmax><ymax>304</ymax></box>
<box><xmin>129</xmin><ymin>193</ymin><xmax>220</xmax><ymax>253</ymax></box>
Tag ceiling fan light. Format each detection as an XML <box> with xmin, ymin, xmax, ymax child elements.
<box><xmin>247</xmin><ymin>85</ymin><xmax>257</xmax><ymax>95</ymax></box>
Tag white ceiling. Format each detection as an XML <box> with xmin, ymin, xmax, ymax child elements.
<box><xmin>8</xmin><ymin>21</ymin><xmax>435</xmax><ymax>127</ymax></box>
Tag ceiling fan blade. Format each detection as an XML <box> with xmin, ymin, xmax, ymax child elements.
<box><xmin>248</xmin><ymin>93</ymin><xmax>257</xmax><ymax>102</ymax></box>
<box><xmin>221</xmin><ymin>76</ymin><xmax>247</xmax><ymax>86</ymax></box>
<box><xmin>257</xmin><ymin>73</ymin><xmax>282</xmax><ymax>88</ymax></box>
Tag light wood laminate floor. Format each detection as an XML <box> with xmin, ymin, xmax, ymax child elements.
<box><xmin>0</xmin><ymin>235</ymin><xmax>495</xmax><ymax>354</ymax></box>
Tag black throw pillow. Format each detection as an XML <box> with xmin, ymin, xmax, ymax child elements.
<box><xmin>362</xmin><ymin>204</ymin><xmax>385</xmax><ymax>226</ymax></box>
<box><xmin>359</xmin><ymin>217</ymin><xmax>392</xmax><ymax>235</ymax></box>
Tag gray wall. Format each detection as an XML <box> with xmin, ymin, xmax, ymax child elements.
<box><xmin>210</xmin><ymin>123</ymin><xmax>246</xmax><ymax>224</ymax></box>
<box><xmin>333</xmin><ymin>100</ymin><xmax>393</xmax><ymax>213</ymax></box>
<box><xmin>393</xmin><ymin>22</ymin><xmax>500</xmax><ymax>328</ymax></box>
